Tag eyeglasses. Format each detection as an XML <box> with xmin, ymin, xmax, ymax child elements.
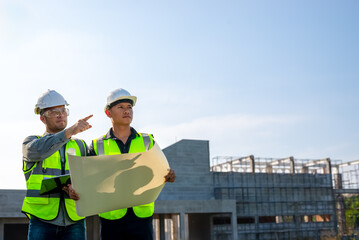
<box><xmin>43</xmin><ymin>108</ymin><xmax>70</xmax><ymax>118</ymax></box>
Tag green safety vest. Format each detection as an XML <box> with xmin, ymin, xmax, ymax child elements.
<box><xmin>22</xmin><ymin>138</ymin><xmax>87</xmax><ymax>221</ymax></box>
<box><xmin>93</xmin><ymin>132</ymin><xmax>155</xmax><ymax>220</ymax></box>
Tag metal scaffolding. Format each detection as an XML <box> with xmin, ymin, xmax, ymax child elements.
<box><xmin>210</xmin><ymin>155</ymin><xmax>359</xmax><ymax>240</ymax></box>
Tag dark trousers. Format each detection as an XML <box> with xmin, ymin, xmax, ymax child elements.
<box><xmin>100</xmin><ymin>208</ymin><xmax>153</xmax><ymax>240</ymax></box>
<box><xmin>27</xmin><ymin>217</ymin><xmax>86</xmax><ymax>240</ymax></box>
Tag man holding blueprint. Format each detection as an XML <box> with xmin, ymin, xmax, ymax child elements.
<box><xmin>87</xmin><ymin>88</ymin><xmax>176</xmax><ymax>240</ymax></box>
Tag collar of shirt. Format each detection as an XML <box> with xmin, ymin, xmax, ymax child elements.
<box><xmin>103</xmin><ymin>127</ymin><xmax>139</xmax><ymax>141</ymax></box>
<box><xmin>106</xmin><ymin>127</ymin><xmax>138</xmax><ymax>154</ymax></box>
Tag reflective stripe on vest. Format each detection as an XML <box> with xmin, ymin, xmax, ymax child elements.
<box><xmin>95</xmin><ymin>133</ymin><xmax>155</xmax><ymax>220</ymax></box>
<box><xmin>96</xmin><ymin>133</ymin><xmax>151</xmax><ymax>155</ymax></box>
<box><xmin>22</xmin><ymin>139</ymin><xmax>86</xmax><ymax>221</ymax></box>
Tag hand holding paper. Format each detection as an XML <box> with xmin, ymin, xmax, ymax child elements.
<box><xmin>67</xmin><ymin>143</ymin><xmax>170</xmax><ymax>217</ymax></box>
<box><xmin>62</xmin><ymin>184</ymin><xmax>80</xmax><ymax>201</ymax></box>
<box><xmin>165</xmin><ymin>169</ymin><xmax>176</xmax><ymax>182</ymax></box>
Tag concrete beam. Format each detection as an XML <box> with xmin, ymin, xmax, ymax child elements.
<box><xmin>337</xmin><ymin>159</ymin><xmax>359</xmax><ymax>167</ymax></box>
<box><xmin>155</xmin><ymin>200</ymin><xmax>236</xmax><ymax>214</ymax></box>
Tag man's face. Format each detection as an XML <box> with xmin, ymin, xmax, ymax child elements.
<box><xmin>40</xmin><ymin>105</ymin><xmax>68</xmax><ymax>133</ymax></box>
<box><xmin>107</xmin><ymin>102</ymin><xmax>133</xmax><ymax>126</ymax></box>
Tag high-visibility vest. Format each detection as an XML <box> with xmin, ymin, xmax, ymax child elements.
<box><xmin>93</xmin><ymin>132</ymin><xmax>155</xmax><ymax>220</ymax></box>
<box><xmin>22</xmin><ymin>138</ymin><xmax>87</xmax><ymax>221</ymax></box>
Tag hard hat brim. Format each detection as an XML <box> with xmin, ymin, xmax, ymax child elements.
<box><xmin>34</xmin><ymin>103</ymin><xmax>69</xmax><ymax>115</ymax></box>
<box><xmin>105</xmin><ymin>96</ymin><xmax>137</xmax><ymax>111</ymax></box>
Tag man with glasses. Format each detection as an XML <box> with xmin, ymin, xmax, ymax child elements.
<box><xmin>22</xmin><ymin>89</ymin><xmax>92</xmax><ymax>240</ymax></box>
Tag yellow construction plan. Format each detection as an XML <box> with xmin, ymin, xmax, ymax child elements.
<box><xmin>67</xmin><ymin>143</ymin><xmax>170</xmax><ymax>217</ymax></box>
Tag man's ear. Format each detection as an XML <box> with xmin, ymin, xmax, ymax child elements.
<box><xmin>105</xmin><ymin>109</ymin><xmax>111</xmax><ymax>118</ymax></box>
<box><xmin>40</xmin><ymin>115</ymin><xmax>46</xmax><ymax>124</ymax></box>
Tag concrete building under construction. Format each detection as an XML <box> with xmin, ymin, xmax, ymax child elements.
<box><xmin>1</xmin><ymin>139</ymin><xmax>359</xmax><ymax>240</ymax></box>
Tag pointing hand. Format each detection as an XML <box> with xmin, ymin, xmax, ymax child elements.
<box><xmin>65</xmin><ymin>114</ymin><xmax>93</xmax><ymax>138</ymax></box>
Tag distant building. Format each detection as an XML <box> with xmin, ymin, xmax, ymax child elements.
<box><xmin>1</xmin><ymin>139</ymin><xmax>358</xmax><ymax>240</ymax></box>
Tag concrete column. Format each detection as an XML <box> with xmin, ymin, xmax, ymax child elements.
<box><xmin>289</xmin><ymin>157</ymin><xmax>295</xmax><ymax>174</ymax></box>
<box><xmin>249</xmin><ymin>155</ymin><xmax>255</xmax><ymax>173</ymax></box>
<box><xmin>266</xmin><ymin>165</ymin><xmax>273</xmax><ymax>173</ymax></box>
<box><xmin>325</xmin><ymin>158</ymin><xmax>332</xmax><ymax>175</ymax></box>
<box><xmin>337</xmin><ymin>195</ymin><xmax>346</xmax><ymax>235</ymax></box>
<box><xmin>231</xmin><ymin>212</ymin><xmax>238</xmax><ymax>240</ymax></box>
<box><xmin>86</xmin><ymin>216</ymin><xmax>100</xmax><ymax>240</ymax></box>
<box><xmin>180</xmin><ymin>212</ymin><xmax>188</xmax><ymax>240</ymax></box>
<box><xmin>159</xmin><ymin>214</ymin><xmax>165</xmax><ymax>240</ymax></box>
<box><xmin>334</xmin><ymin>174</ymin><xmax>343</xmax><ymax>189</ymax></box>
<box><xmin>0</xmin><ymin>219</ymin><xmax>3</xmax><ymax>240</ymax></box>
<box><xmin>172</xmin><ymin>214</ymin><xmax>180</xmax><ymax>240</ymax></box>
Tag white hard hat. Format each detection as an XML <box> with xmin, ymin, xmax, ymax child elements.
<box><xmin>34</xmin><ymin>89</ymin><xmax>69</xmax><ymax>114</ymax></box>
<box><xmin>105</xmin><ymin>88</ymin><xmax>137</xmax><ymax>111</ymax></box>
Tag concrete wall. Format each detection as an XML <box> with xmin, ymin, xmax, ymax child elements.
<box><xmin>159</xmin><ymin>139</ymin><xmax>214</xmax><ymax>200</ymax></box>
<box><xmin>214</xmin><ymin>172</ymin><xmax>335</xmax><ymax>216</ymax></box>
<box><xmin>0</xmin><ymin>190</ymin><xmax>26</xmax><ymax>218</ymax></box>
<box><xmin>213</xmin><ymin>171</ymin><xmax>337</xmax><ymax>239</ymax></box>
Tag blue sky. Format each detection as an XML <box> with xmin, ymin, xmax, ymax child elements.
<box><xmin>0</xmin><ymin>0</ymin><xmax>358</xmax><ymax>189</ymax></box>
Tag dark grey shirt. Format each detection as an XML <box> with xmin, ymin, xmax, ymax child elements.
<box><xmin>23</xmin><ymin>130</ymin><xmax>87</xmax><ymax>226</ymax></box>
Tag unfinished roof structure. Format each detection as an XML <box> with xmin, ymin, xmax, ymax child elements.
<box><xmin>210</xmin><ymin>155</ymin><xmax>359</xmax><ymax>239</ymax></box>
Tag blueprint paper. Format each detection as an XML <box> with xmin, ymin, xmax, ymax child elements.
<box><xmin>67</xmin><ymin>143</ymin><xmax>170</xmax><ymax>217</ymax></box>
